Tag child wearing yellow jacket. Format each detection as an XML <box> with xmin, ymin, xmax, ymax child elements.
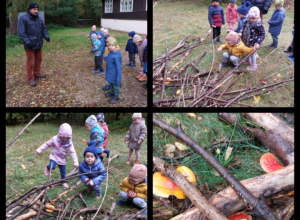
<box><xmin>217</xmin><ymin>31</ymin><xmax>258</xmax><ymax>69</ymax></box>
<box><xmin>116</xmin><ymin>164</ymin><xmax>147</xmax><ymax>214</ymax></box>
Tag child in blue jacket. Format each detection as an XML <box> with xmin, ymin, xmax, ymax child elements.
<box><xmin>266</xmin><ymin>0</ymin><xmax>285</xmax><ymax>49</ymax></box>
<box><xmin>91</xmin><ymin>33</ymin><xmax>103</xmax><ymax>75</ymax></box>
<box><xmin>235</xmin><ymin>1</ymin><xmax>251</xmax><ymax>33</ymax></box>
<box><xmin>79</xmin><ymin>145</ymin><xmax>107</xmax><ymax>198</ymax></box>
<box><xmin>208</xmin><ymin>0</ymin><xmax>225</xmax><ymax>44</ymax></box>
<box><xmin>85</xmin><ymin>115</ymin><xmax>105</xmax><ymax>155</ymax></box>
<box><xmin>103</xmin><ymin>37</ymin><xmax>122</xmax><ymax>104</ymax></box>
<box><xmin>125</xmin><ymin>31</ymin><xmax>138</xmax><ymax>68</ymax></box>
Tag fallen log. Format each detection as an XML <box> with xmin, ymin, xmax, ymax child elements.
<box><xmin>218</xmin><ymin>113</ymin><xmax>294</xmax><ymax>165</ymax></box>
<box><xmin>153</xmin><ymin>117</ymin><xmax>279</xmax><ymax>220</ymax></box>
<box><xmin>153</xmin><ymin>155</ymin><xmax>228</xmax><ymax>220</ymax></box>
<box><xmin>242</xmin><ymin>113</ymin><xmax>294</xmax><ymax>147</ymax></box>
<box><xmin>171</xmin><ymin>164</ymin><xmax>294</xmax><ymax>219</ymax></box>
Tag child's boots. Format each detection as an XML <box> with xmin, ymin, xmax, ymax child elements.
<box><xmin>125</xmin><ymin>158</ymin><xmax>131</xmax><ymax>165</ymax></box>
<box><xmin>134</xmin><ymin>159</ymin><xmax>140</xmax><ymax>164</ymax></box>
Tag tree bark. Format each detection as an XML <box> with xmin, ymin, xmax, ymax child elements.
<box><xmin>153</xmin><ymin>117</ymin><xmax>279</xmax><ymax>220</ymax></box>
<box><xmin>153</xmin><ymin>155</ymin><xmax>228</xmax><ymax>220</ymax></box>
<box><xmin>218</xmin><ymin>113</ymin><xmax>294</xmax><ymax>166</ymax></box>
<box><xmin>171</xmin><ymin>164</ymin><xmax>294</xmax><ymax>219</ymax></box>
<box><xmin>242</xmin><ymin>113</ymin><xmax>294</xmax><ymax>147</ymax></box>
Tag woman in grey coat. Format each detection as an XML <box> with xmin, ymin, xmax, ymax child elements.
<box><xmin>125</xmin><ymin>113</ymin><xmax>147</xmax><ymax>165</ymax></box>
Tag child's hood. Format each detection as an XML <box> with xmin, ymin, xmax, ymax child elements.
<box><xmin>58</xmin><ymin>123</ymin><xmax>72</xmax><ymax>139</ymax></box>
<box><xmin>136</xmin><ymin>119</ymin><xmax>146</xmax><ymax>125</ymax></box>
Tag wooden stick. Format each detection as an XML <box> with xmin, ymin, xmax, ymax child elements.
<box><xmin>160</xmin><ymin>38</ymin><xmax>169</xmax><ymax>105</ymax></box>
<box><xmin>103</xmin><ymin>202</ymin><xmax>116</xmax><ymax>220</ymax></box>
<box><xmin>153</xmin><ymin>155</ymin><xmax>228</xmax><ymax>220</ymax></box>
<box><xmin>153</xmin><ymin>117</ymin><xmax>279</xmax><ymax>220</ymax></box>
<box><xmin>6</xmin><ymin>113</ymin><xmax>41</xmax><ymax>148</ymax></box>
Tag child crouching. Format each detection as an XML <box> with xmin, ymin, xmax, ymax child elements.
<box><xmin>116</xmin><ymin>164</ymin><xmax>147</xmax><ymax>214</ymax></box>
<box><xmin>78</xmin><ymin>145</ymin><xmax>107</xmax><ymax>198</ymax></box>
<box><xmin>217</xmin><ymin>31</ymin><xmax>257</xmax><ymax>69</ymax></box>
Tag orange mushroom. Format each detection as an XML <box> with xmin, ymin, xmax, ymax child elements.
<box><xmin>228</xmin><ymin>212</ymin><xmax>252</xmax><ymax>220</ymax></box>
<box><xmin>260</xmin><ymin>153</ymin><xmax>284</xmax><ymax>173</ymax></box>
<box><xmin>176</xmin><ymin>166</ymin><xmax>196</xmax><ymax>183</ymax></box>
<box><xmin>153</xmin><ymin>172</ymin><xmax>185</xmax><ymax>199</ymax></box>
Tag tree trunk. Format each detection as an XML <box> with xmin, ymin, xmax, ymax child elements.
<box><xmin>9</xmin><ymin>16</ymin><xmax>18</xmax><ymax>35</ymax></box>
<box><xmin>171</xmin><ymin>164</ymin><xmax>294</xmax><ymax>219</ymax></box>
<box><xmin>218</xmin><ymin>113</ymin><xmax>294</xmax><ymax>166</ymax></box>
<box><xmin>242</xmin><ymin>113</ymin><xmax>294</xmax><ymax>147</ymax></box>
<box><xmin>153</xmin><ymin>155</ymin><xmax>228</xmax><ymax>220</ymax></box>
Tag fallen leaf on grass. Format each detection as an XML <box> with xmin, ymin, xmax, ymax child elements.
<box><xmin>175</xmin><ymin>142</ymin><xmax>188</xmax><ymax>150</ymax></box>
<box><xmin>186</xmin><ymin>113</ymin><xmax>196</xmax><ymax>118</ymax></box>
<box><xmin>253</xmin><ymin>95</ymin><xmax>261</xmax><ymax>103</ymax></box>
<box><xmin>259</xmin><ymin>79</ymin><xmax>268</xmax><ymax>85</ymax></box>
<box><xmin>224</xmin><ymin>147</ymin><xmax>233</xmax><ymax>161</ymax></box>
<box><xmin>176</xmin><ymin>89</ymin><xmax>181</xmax><ymax>95</ymax></box>
<box><xmin>21</xmin><ymin>164</ymin><xmax>26</xmax><ymax>169</ymax></box>
<box><xmin>164</xmin><ymin>144</ymin><xmax>176</xmax><ymax>157</ymax></box>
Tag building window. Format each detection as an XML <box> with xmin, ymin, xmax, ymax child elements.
<box><xmin>120</xmin><ymin>0</ymin><xmax>133</xmax><ymax>12</ymax></box>
<box><xmin>105</xmin><ymin>0</ymin><xmax>113</xmax><ymax>13</ymax></box>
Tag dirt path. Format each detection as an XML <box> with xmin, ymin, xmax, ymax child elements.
<box><xmin>6</xmin><ymin>48</ymin><xmax>147</xmax><ymax>107</ymax></box>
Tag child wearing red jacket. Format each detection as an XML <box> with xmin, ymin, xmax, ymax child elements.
<box><xmin>96</xmin><ymin>113</ymin><xmax>111</xmax><ymax>162</ymax></box>
<box><xmin>208</xmin><ymin>0</ymin><xmax>225</xmax><ymax>44</ymax></box>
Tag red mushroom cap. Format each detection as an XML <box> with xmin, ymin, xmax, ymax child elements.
<box><xmin>260</xmin><ymin>153</ymin><xmax>284</xmax><ymax>173</ymax></box>
<box><xmin>228</xmin><ymin>212</ymin><xmax>252</xmax><ymax>220</ymax></box>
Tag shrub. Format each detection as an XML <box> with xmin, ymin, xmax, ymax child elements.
<box><xmin>6</xmin><ymin>34</ymin><xmax>22</xmax><ymax>48</ymax></box>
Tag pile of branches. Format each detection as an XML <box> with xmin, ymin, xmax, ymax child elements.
<box><xmin>153</xmin><ymin>28</ymin><xmax>294</xmax><ymax>107</ymax></box>
<box><xmin>6</xmin><ymin>155</ymin><xmax>145</xmax><ymax>220</ymax></box>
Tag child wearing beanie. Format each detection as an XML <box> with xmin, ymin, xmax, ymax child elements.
<box><xmin>125</xmin><ymin>113</ymin><xmax>147</xmax><ymax>165</ymax></box>
<box><xmin>85</xmin><ymin>115</ymin><xmax>105</xmax><ymax>155</ymax></box>
<box><xmin>239</xmin><ymin>6</ymin><xmax>265</xmax><ymax>71</ymax></box>
<box><xmin>125</xmin><ymin>31</ymin><xmax>138</xmax><ymax>68</ymax></box>
<box><xmin>217</xmin><ymin>31</ymin><xmax>257</xmax><ymax>69</ymax></box>
<box><xmin>90</xmin><ymin>33</ymin><xmax>103</xmax><ymax>75</ymax></box>
<box><xmin>133</xmin><ymin>34</ymin><xmax>147</xmax><ymax>81</ymax></box>
<box><xmin>266</xmin><ymin>0</ymin><xmax>286</xmax><ymax>49</ymax></box>
<box><xmin>208</xmin><ymin>0</ymin><xmax>225</xmax><ymax>44</ymax></box>
<box><xmin>78</xmin><ymin>146</ymin><xmax>107</xmax><ymax>198</ymax></box>
<box><xmin>235</xmin><ymin>1</ymin><xmax>251</xmax><ymax>33</ymax></box>
<box><xmin>226</xmin><ymin>0</ymin><xmax>238</xmax><ymax>33</ymax></box>
<box><xmin>103</xmin><ymin>37</ymin><xmax>123</xmax><ymax>104</ymax></box>
<box><xmin>116</xmin><ymin>164</ymin><xmax>147</xmax><ymax>214</ymax></box>
<box><xmin>96</xmin><ymin>113</ymin><xmax>111</xmax><ymax>161</ymax></box>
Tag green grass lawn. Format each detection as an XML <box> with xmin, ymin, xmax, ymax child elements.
<box><xmin>6</xmin><ymin>120</ymin><xmax>148</xmax><ymax>219</ymax></box>
<box><xmin>153</xmin><ymin>113</ymin><xmax>287</xmax><ymax>217</ymax></box>
<box><xmin>153</xmin><ymin>1</ymin><xmax>294</xmax><ymax>107</ymax></box>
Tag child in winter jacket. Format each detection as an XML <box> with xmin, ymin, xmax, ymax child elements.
<box><xmin>133</xmin><ymin>34</ymin><xmax>147</xmax><ymax>81</ymax></box>
<box><xmin>125</xmin><ymin>113</ymin><xmax>147</xmax><ymax>165</ymax></box>
<box><xmin>217</xmin><ymin>31</ymin><xmax>257</xmax><ymax>69</ymax></box>
<box><xmin>125</xmin><ymin>31</ymin><xmax>138</xmax><ymax>68</ymax></box>
<box><xmin>89</xmin><ymin>25</ymin><xmax>97</xmax><ymax>43</ymax></box>
<box><xmin>116</xmin><ymin>164</ymin><xmax>147</xmax><ymax>214</ymax></box>
<box><xmin>85</xmin><ymin>115</ymin><xmax>105</xmax><ymax>155</ymax></box>
<box><xmin>284</xmin><ymin>21</ymin><xmax>294</xmax><ymax>62</ymax></box>
<box><xmin>226</xmin><ymin>0</ymin><xmax>238</xmax><ymax>33</ymax></box>
<box><xmin>91</xmin><ymin>33</ymin><xmax>103</xmax><ymax>75</ymax></box>
<box><xmin>235</xmin><ymin>1</ymin><xmax>251</xmax><ymax>33</ymax></box>
<box><xmin>103</xmin><ymin>29</ymin><xmax>111</xmax><ymax>54</ymax></box>
<box><xmin>96</xmin><ymin>113</ymin><xmax>111</xmax><ymax>161</ymax></box>
<box><xmin>142</xmin><ymin>44</ymin><xmax>147</xmax><ymax>94</ymax></box>
<box><xmin>266</xmin><ymin>0</ymin><xmax>285</xmax><ymax>49</ymax></box>
<box><xmin>78</xmin><ymin>146</ymin><xmax>107</xmax><ymax>198</ymax></box>
<box><xmin>239</xmin><ymin>6</ymin><xmax>265</xmax><ymax>71</ymax></box>
<box><xmin>103</xmin><ymin>37</ymin><xmax>122</xmax><ymax>104</ymax></box>
<box><xmin>36</xmin><ymin>123</ymin><xmax>79</xmax><ymax>189</ymax></box>
<box><xmin>208</xmin><ymin>0</ymin><xmax>225</xmax><ymax>44</ymax></box>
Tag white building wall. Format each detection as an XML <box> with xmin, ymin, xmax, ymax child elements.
<box><xmin>101</xmin><ymin>19</ymin><xmax>147</xmax><ymax>35</ymax></box>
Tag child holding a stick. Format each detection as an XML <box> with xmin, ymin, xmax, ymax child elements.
<box><xmin>125</xmin><ymin>113</ymin><xmax>147</xmax><ymax>165</ymax></box>
<box><xmin>217</xmin><ymin>31</ymin><xmax>258</xmax><ymax>69</ymax></box>
<box><xmin>36</xmin><ymin>123</ymin><xmax>79</xmax><ymax>189</ymax></box>
<box><xmin>78</xmin><ymin>144</ymin><xmax>107</xmax><ymax>198</ymax></box>
<box><xmin>116</xmin><ymin>164</ymin><xmax>147</xmax><ymax>214</ymax></box>
<box><xmin>226</xmin><ymin>0</ymin><xmax>238</xmax><ymax>33</ymax></box>
<box><xmin>266</xmin><ymin>0</ymin><xmax>286</xmax><ymax>50</ymax></box>
<box><xmin>208</xmin><ymin>0</ymin><xmax>225</xmax><ymax>44</ymax></box>
<box><xmin>238</xmin><ymin>6</ymin><xmax>265</xmax><ymax>71</ymax></box>
<box><xmin>96</xmin><ymin>113</ymin><xmax>111</xmax><ymax>161</ymax></box>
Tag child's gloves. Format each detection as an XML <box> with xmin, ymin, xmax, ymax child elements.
<box><xmin>217</xmin><ymin>47</ymin><xmax>222</xmax><ymax>52</ymax></box>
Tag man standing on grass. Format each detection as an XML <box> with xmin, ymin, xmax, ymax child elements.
<box><xmin>18</xmin><ymin>2</ymin><xmax>50</xmax><ymax>87</ymax></box>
